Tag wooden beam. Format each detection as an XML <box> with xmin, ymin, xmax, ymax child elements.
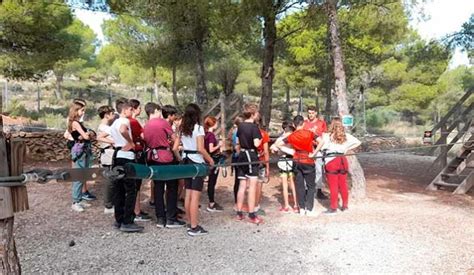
<box><xmin>430</xmin><ymin>89</ymin><xmax>472</xmax><ymax>134</ymax></box>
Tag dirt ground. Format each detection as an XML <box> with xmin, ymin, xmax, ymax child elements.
<box><xmin>14</xmin><ymin>153</ymin><xmax>474</xmax><ymax>273</ymax></box>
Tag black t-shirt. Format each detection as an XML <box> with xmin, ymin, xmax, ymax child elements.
<box><xmin>237</xmin><ymin>122</ymin><xmax>262</xmax><ymax>150</ymax></box>
<box><xmin>71</xmin><ymin>121</ymin><xmax>87</xmax><ymax>142</ymax></box>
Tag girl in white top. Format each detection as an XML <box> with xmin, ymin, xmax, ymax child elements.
<box><xmin>173</xmin><ymin>103</ymin><xmax>214</xmax><ymax>236</ymax></box>
<box><xmin>313</xmin><ymin>117</ymin><xmax>361</xmax><ymax>214</ymax></box>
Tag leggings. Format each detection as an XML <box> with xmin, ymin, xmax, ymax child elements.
<box><xmin>325</xmin><ymin>156</ymin><xmax>349</xmax><ymax>210</ymax></box>
<box><xmin>207</xmin><ymin>167</ymin><xmax>220</xmax><ymax>203</ymax></box>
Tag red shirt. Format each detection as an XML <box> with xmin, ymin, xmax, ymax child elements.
<box><xmin>257</xmin><ymin>129</ymin><xmax>270</xmax><ymax>161</ymax></box>
<box><xmin>143</xmin><ymin>118</ymin><xmax>174</xmax><ymax>163</ymax></box>
<box><xmin>303</xmin><ymin>118</ymin><xmax>327</xmax><ymax>137</ymax></box>
<box><xmin>287</xmin><ymin>129</ymin><xmax>315</xmax><ymax>165</ymax></box>
<box><xmin>129</xmin><ymin>117</ymin><xmax>143</xmax><ymax>151</ymax></box>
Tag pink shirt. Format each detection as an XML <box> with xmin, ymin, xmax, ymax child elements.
<box><xmin>143</xmin><ymin>118</ymin><xmax>174</xmax><ymax>163</ymax></box>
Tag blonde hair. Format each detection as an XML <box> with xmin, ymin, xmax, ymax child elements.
<box><xmin>242</xmin><ymin>103</ymin><xmax>259</xmax><ymax>119</ymax></box>
<box><xmin>67</xmin><ymin>101</ymin><xmax>85</xmax><ymax>132</ymax></box>
<box><xmin>328</xmin><ymin>117</ymin><xmax>347</xmax><ymax>144</ymax></box>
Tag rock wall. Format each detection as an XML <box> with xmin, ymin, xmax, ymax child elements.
<box><xmin>11</xmin><ymin>131</ymin><xmax>71</xmax><ymax>162</ymax></box>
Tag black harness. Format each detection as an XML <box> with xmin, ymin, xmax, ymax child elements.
<box><xmin>322</xmin><ymin>151</ymin><xmax>348</xmax><ymax>175</ymax></box>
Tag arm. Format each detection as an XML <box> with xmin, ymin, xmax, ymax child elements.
<box><xmin>71</xmin><ymin>121</ymin><xmax>90</xmax><ymax>140</ymax></box>
<box><xmin>172</xmin><ymin>135</ymin><xmax>182</xmax><ymax>162</ymax></box>
<box><xmin>263</xmin><ymin>142</ymin><xmax>270</xmax><ymax>177</ymax></box>
<box><xmin>345</xmin><ymin>134</ymin><xmax>362</xmax><ymax>152</ymax></box>
<box><xmin>310</xmin><ymin>136</ymin><xmax>325</xmax><ymax>158</ymax></box>
<box><xmin>96</xmin><ymin>132</ymin><xmax>114</xmax><ymax>145</ymax></box>
<box><xmin>119</xmin><ymin>123</ymin><xmax>134</xmax><ymax>151</ymax></box>
<box><xmin>208</xmin><ymin>142</ymin><xmax>221</xmax><ymax>154</ymax></box>
<box><xmin>253</xmin><ymin>138</ymin><xmax>262</xmax><ymax>148</ymax></box>
<box><xmin>197</xmin><ymin>136</ymin><xmax>214</xmax><ymax>166</ymax></box>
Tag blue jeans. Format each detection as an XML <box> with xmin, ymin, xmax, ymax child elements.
<box><xmin>71</xmin><ymin>154</ymin><xmax>90</xmax><ymax>203</ymax></box>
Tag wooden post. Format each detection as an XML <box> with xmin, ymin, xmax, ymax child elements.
<box><xmin>0</xmin><ymin>102</ymin><xmax>21</xmax><ymax>274</ymax></box>
<box><xmin>219</xmin><ymin>93</ymin><xmax>226</xmax><ymax>152</ymax></box>
<box><xmin>440</xmin><ymin>123</ymin><xmax>448</xmax><ymax>169</ymax></box>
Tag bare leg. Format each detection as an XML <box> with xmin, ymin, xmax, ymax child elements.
<box><xmin>289</xmin><ymin>175</ymin><xmax>298</xmax><ymax>208</ymax></box>
<box><xmin>236</xmin><ymin>179</ymin><xmax>247</xmax><ymax>211</ymax></box>
<box><xmin>190</xmin><ymin>190</ymin><xmax>201</xmax><ymax>228</ymax></box>
<box><xmin>281</xmin><ymin>176</ymin><xmax>290</xmax><ymax>208</ymax></box>
<box><xmin>185</xmin><ymin>188</ymin><xmax>192</xmax><ymax>224</ymax></box>
<box><xmin>247</xmin><ymin>177</ymin><xmax>258</xmax><ymax>213</ymax></box>
<box><xmin>150</xmin><ymin>180</ymin><xmax>155</xmax><ymax>203</ymax></box>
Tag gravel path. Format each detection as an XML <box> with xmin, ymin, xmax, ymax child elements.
<box><xmin>14</xmin><ymin>154</ymin><xmax>474</xmax><ymax>273</ymax></box>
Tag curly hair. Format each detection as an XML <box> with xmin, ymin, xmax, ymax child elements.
<box><xmin>328</xmin><ymin>117</ymin><xmax>347</xmax><ymax>144</ymax></box>
<box><xmin>180</xmin><ymin>103</ymin><xmax>201</xmax><ymax>137</ymax></box>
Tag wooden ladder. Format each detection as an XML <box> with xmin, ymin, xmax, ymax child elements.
<box><xmin>427</xmin><ymin>132</ymin><xmax>474</xmax><ymax>194</ymax></box>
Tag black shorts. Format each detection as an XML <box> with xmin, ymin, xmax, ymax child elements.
<box><xmin>237</xmin><ymin>150</ymin><xmax>259</xmax><ymax>180</ymax></box>
<box><xmin>183</xmin><ymin>158</ymin><xmax>205</xmax><ymax>191</ymax></box>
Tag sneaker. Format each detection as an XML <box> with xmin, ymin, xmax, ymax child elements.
<box><xmin>156</xmin><ymin>218</ymin><xmax>166</xmax><ymax>228</ymax></box>
<box><xmin>316</xmin><ymin>190</ymin><xmax>328</xmax><ymax>200</ymax></box>
<box><xmin>299</xmin><ymin>209</ymin><xmax>306</xmax><ymax>216</ymax></box>
<box><xmin>323</xmin><ymin>209</ymin><xmax>337</xmax><ymax>215</ymax></box>
<box><xmin>279</xmin><ymin>206</ymin><xmax>291</xmax><ymax>214</ymax></box>
<box><xmin>254</xmin><ymin>205</ymin><xmax>261</xmax><ymax>212</ymax></box>
<box><xmin>186</xmin><ymin>224</ymin><xmax>192</xmax><ymax>231</ymax></box>
<box><xmin>340</xmin><ymin>206</ymin><xmax>348</xmax><ymax>212</ymax></box>
<box><xmin>79</xmin><ymin>201</ymin><xmax>91</xmax><ymax>208</ymax></box>
<box><xmin>293</xmin><ymin>207</ymin><xmax>300</xmax><ymax>214</ymax></box>
<box><xmin>104</xmin><ymin>207</ymin><xmax>115</xmax><ymax>214</ymax></box>
<box><xmin>248</xmin><ymin>215</ymin><xmax>264</xmax><ymax>225</ymax></box>
<box><xmin>119</xmin><ymin>223</ymin><xmax>144</xmax><ymax>233</ymax></box>
<box><xmin>207</xmin><ymin>203</ymin><xmax>224</xmax><ymax>212</ymax></box>
<box><xmin>81</xmin><ymin>191</ymin><xmax>97</xmax><ymax>201</ymax></box>
<box><xmin>71</xmin><ymin>203</ymin><xmax>84</xmax><ymax>212</ymax></box>
<box><xmin>135</xmin><ymin>212</ymin><xmax>152</xmax><ymax>222</ymax></box>
<box><xmin>235</xmin><ymin>213</ymin><xmax>245</xmax><ymax>221</ymax></box>
<box><xmin>187</xmin><ymin>225</ymin><xmax>209</xmax><ymax>236</ymax></box>
<box><xmin>306</xmin><ymin>210</ymin><xmax>319</xmax><ymax>217</ymax></box>
<box><xmin>113</xmin><ymin>221</ymin><xmax>121</xmax><ymax>229</ymax></box>
<box><xmin>166</xmin><ymin>219</ymin><xmax>186</xmax><ymax>229</ymax></box>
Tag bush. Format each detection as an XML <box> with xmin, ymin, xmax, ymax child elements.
<box><xmin>366</xmin><ymin>107</ymin><xmax>398</xmax><ymax>129</ymax></box>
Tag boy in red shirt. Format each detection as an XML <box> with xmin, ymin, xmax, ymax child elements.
<box><xmin>129</xmin><ymin>99</ymin><xmax>151</xmax><ymax>222</ymax></box>
<box><xmin>275</xmin><ymin>115</ymin><xmax>318</xmax><ymax>216</ymax></box>
<box><xmin>303</xmin><ymin>105</ymin><xmax>328</xmax><ymax>200</ymax></box>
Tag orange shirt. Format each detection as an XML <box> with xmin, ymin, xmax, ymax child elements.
<box><xmin>287</xmin><ymin>129</ymin><xmax>315</xmax><ymax>165</ymax></box>
<box><xmin>257</xmin><ymin>129</ymin><xmax>270</xmax><ymax>161</ymax></box>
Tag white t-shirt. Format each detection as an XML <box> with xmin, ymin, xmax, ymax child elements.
<box><xmin>98</xmin><ymin>123</ymin><xmax>114</xmax><ymax>165</ymax></box>
<box><xmin>181</xmin><ymin>124</ymin><xmax>205</xmax><ymax>163</ymax></box>
<box><xmin>110</xmin><ymin>117</ymin><xmax>135</xmax><ymax>160</ymax></box>
<box><xmin>321</xmin><ymin>132</ymin><xmax>361</xmax><ymax>163</ymax></box>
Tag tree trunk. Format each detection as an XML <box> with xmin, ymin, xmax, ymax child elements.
<box><xmin>326</xmin><ymin>0</ymin><xmax>366</xmax><ymax>198</ymax></box>
<box><xmin>152</xmin><ymin>67</ymin><xmax>161</xmax><ymax>105</ymax></box>
<box><xmin>259</xmin><ymin>7</ymin><xmax>277</xmax><ymax>129</ymax></box>
<box><xmin>284</xmin><ymin>84</ymin><xmax>291</xmax><ymax>120</ymax></box>
<box><xmin>172</xmin><ymin>64</ymin><xmax>179</xmax><ymax>107</ymax></box>
<box><xmin>54</xmin><ymin>73</ymin><xmax>63</xmax><ymax>100</ymax></box>
<box><xmin>195</xmin><ymin>42</ymin><xmax>208</xmax><ymax>105</ymax></box>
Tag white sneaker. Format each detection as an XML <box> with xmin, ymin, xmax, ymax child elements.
<box><xmin>79</xmin><ymin>201</ymin><xmax>91</xmax><ymax>208</ymax></box>
<box><xmin>72</xmin><ymin>203</ymin><xmax>84</xmax><ymax>212</ymax></box>
<box><xmin>104</xmin><ymin>207</ymin><xmax>114</xmax><ymax>214</ymax></box>
<box><xmin>254</xmin><ymin>205</ymin><xmax>260</xmax><ymax>212</ymax></box>
<box><xmin>306</xmin><ymin>210</ymin><xmax>319</xmax><ymax>217</ymax></box>
<box><xmin>299</xmin><ymin>209</ymin><xmax>306</xmax><ymax>216</ymax></box>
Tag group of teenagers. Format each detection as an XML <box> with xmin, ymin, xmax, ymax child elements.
<box><xmin>66</xmin><ymin>98</ymin><xmax>361</xmax><ymax>237</ymax></box>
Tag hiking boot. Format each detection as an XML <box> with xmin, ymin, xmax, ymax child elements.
<box><xmin>323</xmin><ymin>209</ymin><xmax>337</xmax><ymax>215</ymax></box>
<box><xmin>187</xmin><ymin>225</ymin><xmax>209</xmax><ymax>236</ymax></box>
<box><xmin>71</xmin><ymin>203</ymin><xmax>84</xmax><ymax>212</ymax></box>
<box><xmin>207</xmin><ymin>203</ymin><xmax>224</xmax><ymax>212</ymax></box>
<box><xmin>156</xmin><ymin>218</ymin><xmax>166</xmax><ymax>228</ymax></box>
<box><xmin>119</xmin><ymin>223</ymin><xmax>144</xmax><ymax>233</ymax></box>
<box><xmin>166</xmin><ymin>219</ymin><xmax>186</xmax><ymax>229</ymax></box>
<box><xmin>135</xmin><ymin>212</ymin><xmax>152</xmax><ymax>222</ymax></box>
<box><xmin>81</xmin><ymin>191</ymin><xmax>97</xmax><ymax>201</ymax></box>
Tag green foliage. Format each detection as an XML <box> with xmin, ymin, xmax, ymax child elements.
<box><xmin>0</xmin><ymin>0</ymin><xmax>75</xmax><ymax>80</ymax></box>
<box><xmin>366</xmin><ymin>107</ymin><xmax>398</xmax><ymax>129</ymax></box>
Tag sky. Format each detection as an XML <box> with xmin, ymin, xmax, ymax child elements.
<box><xmin>75</xmin><ymin>0</ymin><xmax>473</xmax><ymax>68</ymax></box>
